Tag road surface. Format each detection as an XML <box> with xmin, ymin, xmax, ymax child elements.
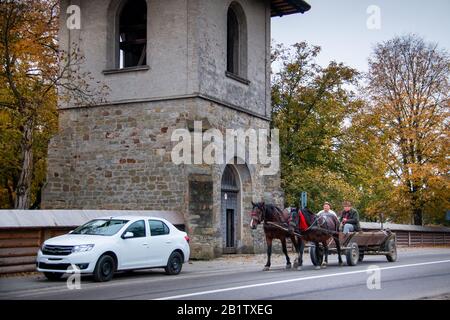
<box><xmin>1</xmin><ymin>247</ymin><xmax>449</xmax><ymax>300</ymax></box>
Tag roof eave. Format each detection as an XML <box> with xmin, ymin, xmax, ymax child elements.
<box><xmin>271</xmin><ymin>0</ymin><xmax>311</xmax><ymax>18</ymax></box>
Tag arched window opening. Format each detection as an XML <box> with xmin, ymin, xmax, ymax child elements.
<box><xmin>226</xmin><ymin>2</ymin><xmax>248</xmax><ymax>79</ymax></box>
<box><xmin>222</xmin><ymin>165</ymin><xmax>239</xmax><ymax>192</ymax></box>
<box><xmin>227</xmin><ymin>7</ymin><xmax>239</xmax><ymax>75</ymax></box>
<box><xmin>119</xmin><ymin>0</ymin><xmax>147</xmax><ymax>69</ymax></box>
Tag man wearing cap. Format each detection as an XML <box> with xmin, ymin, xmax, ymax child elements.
<box><xmin>340</xmin><ymin>201</ymin><xmax>361</xmax><ymax>233</ymax></box>
<box><xmin>317</xmin><ymin>202</ymin><xmax>337</xmax><ymax>218</ymax></box>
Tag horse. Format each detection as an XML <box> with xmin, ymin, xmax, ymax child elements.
<box><xmin>289</xmin><ymin>207</ymin><xmax>343</xmax><ymax>269</ymax></box>
<box><xmin>250</xmin><ymin>201</ymin><xmax>300</xmax><ymax>271</ymax></box>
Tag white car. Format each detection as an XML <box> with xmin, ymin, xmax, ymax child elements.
<box><xmin>36</xmin><ymin>216</ymin><xmax>190</xmax><ymax>282</ymax></box>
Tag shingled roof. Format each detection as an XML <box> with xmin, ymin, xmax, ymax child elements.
<box><xmin>271</xmin><ymin>0</ymin><xmax>311</xmax><ymax>17</ymax></box>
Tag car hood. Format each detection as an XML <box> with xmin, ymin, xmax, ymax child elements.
<box><xmin>44</xmin><ymin>234</ymin><xmax>113</xmax><ymax>246</ymax></box>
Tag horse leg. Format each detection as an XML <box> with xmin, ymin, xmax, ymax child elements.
<box><xmin>263</xmin><ymin>237</ymin><xmax>272</xmax><ymax>271</ymax></box>
<box><xmin>292</xmin><ymin>235</ymin><xmax>300</xmax><ymax>269</ymax></box>
<box><xmin>334</xmin><ymin>235</ymin><xmax>343</xmax><ymax>266</ymax></box>
<box><xmin>314</xmin><ymin>241</ymin><xmax>322</xmax><ymax>270</ymax></box>
<box><xmin>281</xmin><ymin>237</ymin><xmax>291</xmax><ymax>269</ymax></box>
<box><xmin>296</xmin><ymin>238</ymin><xmax>304</xmax><ymax>271</ymax></box>
<box><xmin>322</xmin><ymin>242</ymin><xmax>328</xmax><ymax>269</ymax></box>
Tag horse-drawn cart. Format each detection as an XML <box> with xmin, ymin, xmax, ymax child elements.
<box><xmin>251</xmin><ymin>202</ymin><xmax>398</xmax><ymax>270</ymax></box>
<box><xmin>309</xmin><ymin>229</ymin><xmax>398</xmax><ymax>267</ymax></box>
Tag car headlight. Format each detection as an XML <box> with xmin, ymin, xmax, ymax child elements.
<box><xmin>72</xmin><ymin>244</ymin><xmax>95</xmax><ymax>253</ymax></box>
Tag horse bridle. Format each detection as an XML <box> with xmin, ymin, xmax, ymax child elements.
<box><xmin>250</xmin><ymin>203</ymin><xmax>266</xmax><ymax>228</ymax></box>
<box><xmin>251</xmin><ymin>203</ymin><xmax>288</xmax><ymax>229</ymax></box>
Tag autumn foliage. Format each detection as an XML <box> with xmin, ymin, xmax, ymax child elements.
<box><xmin>0</xmin><ymin>0</ymin><xmax>107</xmax><ymax>208</ymax></box>
<box><xmin>273</xmin><ymin>36</ymin><xmax>449</xmax><ymax>226</ymax></box>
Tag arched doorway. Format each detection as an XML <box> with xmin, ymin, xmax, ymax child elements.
<box><xmin>221</xmin><ymin>165</ymin><xmax>240</xmax><ymax>253</ymax></box>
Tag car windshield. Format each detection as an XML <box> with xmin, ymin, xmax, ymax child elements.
<box><xmin>71</xmin><ymin>219</ymin><xmax>129</xmax><ymax>236</ymax></box>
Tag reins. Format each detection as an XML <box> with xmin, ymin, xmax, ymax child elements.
<box><xmin>266</xmin><ymin>210</ymin><xmax>339</xmax><ymax>237</ymax></box>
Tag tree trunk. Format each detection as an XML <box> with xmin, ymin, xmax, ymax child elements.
<box><xmin>408</xmin><ymin>182</ymin><xmax>424</xmax><ymax>226</ymax></box>
<box><xmin>413</xmin><ymin>208</ymin><xmax>423</xmax><ymax>226</ymax></box>
<box><xmin>14</xmin><ymin>118</ymin><xmax>34</xmax><ymax>209</ymax></box>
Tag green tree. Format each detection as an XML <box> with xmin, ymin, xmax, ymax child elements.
<box><xmin>271</xmin><ymin>42</ymin><xmax>365</xmax><ymax>214</ymax></box>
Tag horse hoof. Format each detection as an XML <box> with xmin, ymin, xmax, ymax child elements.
<box><xmin>286</xmin><ymin>264</ymin><xmax>292</xmax><ymax>270</ymax></box>
<box><xmin>297</xmin><ymin>266</ymin><xmax>302</xmax><ymax>271</ymax></box>
<box><xmin>262</xmin><ymin>266</ymin><xmax>270</xmax><ymax>271</ymax></box>
<box><xmin>315</xmin><ymin>266</ymin><xmax>321</xmax><ymax>270</ymax></box>
<box><xmin>321</xmin><ymin>265</ymin><xmax>327</xmax><ymax>269</ymax></box>
<box><xmin>293</xmin><ymin>262</ymin><xmax>299</xmax><ymax>269</ymax></box>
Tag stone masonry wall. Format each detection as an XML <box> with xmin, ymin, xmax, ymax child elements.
<box><xmin>42</xmin><ymin>97</ymin><xmax>281</xmax><ymax>258</ymax></box>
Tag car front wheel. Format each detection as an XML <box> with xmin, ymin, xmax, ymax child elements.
<box><xmin>165</xmin><ymin>251</ymin><xmax>183</xmax><ymax>275</ymax></box>
<box><xmin>93</xmin><ymin>254</ymin><xmax>116</xmax><ymax>282</ymax></box>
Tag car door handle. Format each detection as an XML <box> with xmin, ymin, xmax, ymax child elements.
<box><xmin>142</xmin><ymin>243</ymin><xmax>149</xmax><ymax>247</ymax></box>
<box><xmin>165</xmin><ymin>241</ymin><xmax>172</xmax><ymax>244</ymax></box>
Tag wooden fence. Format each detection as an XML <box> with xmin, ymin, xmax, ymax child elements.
<box><xmin>394</xmin><ymin>230</ymin><xmax>450</xmax><ymax>247</ymax></box>
<box><xmin>0</xmin><ymin>227</ymin><xmax>71</xmax><ymax>274</ymax></box>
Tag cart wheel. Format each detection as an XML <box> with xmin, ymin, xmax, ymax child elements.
<box><xmin>358</xmin><ymin>250</ymin><xmax>364</xmax><ymax>262</ymax></box>
<box><xmin>386</xmin><ymin>238</ymin><xmax>397</xmax><ymax>262</ymax></box>
<box><xmin>310</xmin><ymin>245</ymin><xmax>323</xmax><ymax>267</ymax></box>
<box><xmin>346</xmin><ymin>242</ymin><xmax>359</xmax><ymax>266</ymax></box>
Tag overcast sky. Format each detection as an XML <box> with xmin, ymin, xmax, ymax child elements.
<box><xmin>271</xmin><ymin>0</ymin><xmax>450</xmax><ymax>72</ymax></box>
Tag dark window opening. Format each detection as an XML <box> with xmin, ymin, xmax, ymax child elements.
<box><xmin>227</xmin><ymin>7</ymin><xmax>239</xmax><ymax>75</ymax></box>
<box><xmin>119</xmin><ymin>0</ymin><xmax>147</xmax><ymax>68</ymax></box>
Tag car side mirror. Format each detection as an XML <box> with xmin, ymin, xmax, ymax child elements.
<box><xmin>122</xmin><ymin>231</ymin><xmax>134</xmax><ymax>239</ymax></box>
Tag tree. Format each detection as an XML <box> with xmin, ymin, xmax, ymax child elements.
<box><xmin>341</xmin><ymin>107</ymin><xmax>400</xmax><ymax>223</ymax></box>
<box><xmin>0</xmin><ymin>0</ymin><xmax>108</xmax><ymax>208</ymax></box>
<box><xmin>271</xmin><ymin>42</ymin><xmax>365</xmax><ymax>212</ymax></box>
<box><xmin>365</xmin><ymin>34</ymin><xmax>449</xmax><ymax>225</ymax></box>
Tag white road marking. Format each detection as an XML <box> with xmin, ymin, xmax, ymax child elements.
<box><xmin>154</xmin><ymin>259</ymin><xmax>450</xmax><ymax>300</ymax></box>
<box><xmin>0</xmin><ymin>264</ymin><xmax>287</xmax><ymax>299</ymax></box>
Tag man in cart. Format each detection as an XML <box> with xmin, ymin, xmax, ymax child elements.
<box><xmin>317</xmin><ymin>201</ymin><xmax>337</xmax><ymax>218</ymax></box>
<box><xmin>340</xmin><ymin>201</ymin><xmax>361</xmax><ymax>234</ymax></box>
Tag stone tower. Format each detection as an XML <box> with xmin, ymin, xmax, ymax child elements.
<box><xmin>43</xmin><ymin>0</ymin><xmax>310</xmax><ymax>259</ymax></box>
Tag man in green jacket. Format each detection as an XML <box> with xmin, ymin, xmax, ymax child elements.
<box><xmin>340</xmin><ymin>201</ymin><xmax>361</xmax><ymax>233</ymax></box>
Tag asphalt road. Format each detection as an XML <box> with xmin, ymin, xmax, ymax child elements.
<box><xmin>1</xmin><ymin>248</ymin><xmax>449</xmax><ymax>300</ymax></box>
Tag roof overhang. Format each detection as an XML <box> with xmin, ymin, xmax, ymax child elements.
<box><xmin>271</xmin><ymin>0</ymin><xmax>311</xmax><ymax>17</ymax></box>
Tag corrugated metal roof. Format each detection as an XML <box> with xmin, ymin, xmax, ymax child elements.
<box><xmin>0</xmin><ymin>210</ymin><xmax>185</xmax><ymax>228</ymax></box>
<box><xmin>271</xmin><ymin>0</ymin><xmax>311</xmax><ymax>17</ymax></box>
<box><xmin>361</xmin><ymin>222</ymin><xmax>450</xmax><ymax>233</ymax></box>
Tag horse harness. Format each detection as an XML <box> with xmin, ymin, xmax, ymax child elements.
<box><xmin>252</xmin><ymin>204</ymin><xmax>336</xmax><ymax>237</ymax></box>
